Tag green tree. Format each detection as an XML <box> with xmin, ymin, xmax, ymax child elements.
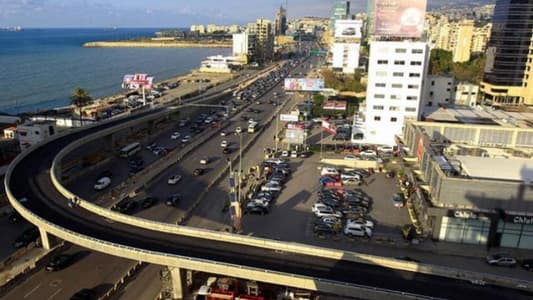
<box><xmin>70</xmin><ymin>87</ymin><xmax>92</xmax><ymax>126</ymax></box>
<box><xmin>429</xmin><ymin>49</ymin><xmax>453</xmax><ymax>75</ymax></box>
<box><xmin>452</xmin><ymin>55</ymin><xmax>486</xmax><ymax>83</ymax></box>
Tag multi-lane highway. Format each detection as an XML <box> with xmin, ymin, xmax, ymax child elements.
<box><xmin>5</xmin><ymin>56</ymin><xmax>533</xmax><ymax>300</ymax></box>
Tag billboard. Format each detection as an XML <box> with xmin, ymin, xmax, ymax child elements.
<box><xmin>373</xmin><ymin>0</ymin><xmax>427</xmax><ymax>38</ymax></box>
<box><xmin>285</xmin><ymin>128</ymin><xmax>305</xmax><ymax>144</ymax></box>
<box><xmin>334</xmin><ymin>20</ymin><xmax>363</xmax><ymax>38</ymax></box>
<box><xmin>122</xmin><ymin>73</ymin><xmax>154</xmax><ymax>90</ymax></box>
<box><xmin>323</xmin><ymin>101</ymin><xmax>347</xmax><ymax>111</ymax></box>
<box><xmin>280</xmin><ymin>114</ymin><xmax>299</xmax><ymax>122</ymax></box>
<box><xmin>284</xmin><ymin>78</ymin><xmax>324</xmax><ymax>92</ymax></box>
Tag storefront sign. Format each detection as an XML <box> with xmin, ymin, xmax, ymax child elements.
<box><xmin>453</xmin><ymin>210</ymin><xmax>478</xmax><ymax>219</ymax></box>
<box><xmin>512</xmin><ymin>216</ymin><xmax>533</xmax><ymax>225</ymax></box>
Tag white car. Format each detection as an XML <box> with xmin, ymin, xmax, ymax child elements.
<box><xmin>320</xmin><ymin>167</ymin><xmax>339</xmax><ymax>176</ymax></box>
<box><xmin>312</xmin><ymin>205</ymin><xmax>343</xmax><ymax>218</ymax></box>
<box><xmin>170</xmin><ymin>132</ymin><xmax>180</xmax><ymax>139</ymax></box>
<box><xmin>290</xmin><ymin>151</ymin><xmax>298</xmax><ymax>158</ymax></box>
<box><xmin>264</xmin><ymin>158</ymin><xmax>288</xmax><ymax>165</ymax></box>
<box><xmin>181</xmin><ymin>135</ymin><xmax>191</xmax><ymax>143</ymax></box>
<box><xmin>377</xmin><ymin>145</ymin><xmax>394</xmax><ymax>153</ymax></box>
<box><xmin>346</xmin><ymin>218</ymin><xmax>374</xmax><ymax>230</ymax></box>
<box><xmin>343</xmin><ymin>154</ymin><xmax>358</xmax><ymax>160</ymax></box>
<box><xmin>261</xmin><ymin>182</ymin><xmax>282</xmax><ymax>192</ymax></box>
<box><xmin>235</xmin><ymin>127</ymin><xmax>242</xmax><ymax>134</ymax></box>
<box><xmin>220</xmin><ymin>131</ymin><xmax>227</xmax><ymax>137</ymax></box>
<box><xmin>360</xmin><ymin>150</ymin><xmax>377</xmax><ymax>157</ymax></box>
<box><xmin>281</xmin><ymin>150</ymin><xmax>289</xmax><ymax>157</ymax></box>
<box><xmin>167</xmin><ymin>175</ymin><xmax>182</xmax><ymax>185</ymax></box>
<box><xmin>220</xmin><ymin>140</ymin><xmax>228</xmax><ymax>148</ymax></box>
<box><xmin>200</xmin><ymin>157</ymin><xmax>209</xmax><ymax>165</ymax></box>
<box><xmin>344</xmin><ymin>223</ymin><xmax>373</xmax><ymax>237</ymax></box>
<box><xmin>94</xmin><ymin>177</ymin><xmax>111</xmax><ymax>191</ymax></box>
<box><xmin>341</xmin><ymin>173</ymin><xmax>362</xmax><ymax>181</ymax></box>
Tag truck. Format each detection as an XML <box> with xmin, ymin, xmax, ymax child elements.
<box><xmin>247</xmin><ymin>121</ymin><xmax>259</xmax><ymax>133</ymax></box>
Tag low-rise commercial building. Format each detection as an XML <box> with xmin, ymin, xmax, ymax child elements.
<box><xmin>422</xmin><ymin>75</ymin><xmax>455</xmax><ymax>108</ymax></box>
<box><xmin>454</xmin><ymin>82</ymin><xmax>479</xmax><ymax>107</ymax></box>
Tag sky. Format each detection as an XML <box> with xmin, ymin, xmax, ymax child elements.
<box><xmin>0</xmin><ymin>0</ymin><xmax>490</xmax><ymax>28</ymax></box>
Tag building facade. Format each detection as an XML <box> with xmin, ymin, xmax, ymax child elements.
<box><xmin>331</xmin><ymin>42</ymin><xmax>360</xmax><ymax>74</ymax></box>
<box><xmin>480</xmin><ymin>0</ymin><xmax>533</xmax><ymax>106</ymax></box>
<box><xmin>232</xmin><ymin>32</ymin><xmax>256</xmax><ymax>64</ymax></box>
<box><xmin>275</xmin><ymin>5</ymin><xmax>287</xmax><ymax>36</ymax></box>
<box><xmin>422</xmin><ymin>75</ymin><xmax>455</xmax><ymax>107</ymax></box>
<box><xmin>247</xmin><ymin>19</ymin><xmax>274</xmax><ymax>63</ymax></box>
<box><xmin>450</xmin><ymin>20</ymin><xmax>474</xmax><ymax>63</ymax></box>
<box><xmin>361</xmin><ymin>41</ymin><xmax>429</xmax><ymax>145</ymax></box>
<box><xmin>454</xmin><ymin>82</ymin><xmax>479</xmax><ymax>107</ymax></box>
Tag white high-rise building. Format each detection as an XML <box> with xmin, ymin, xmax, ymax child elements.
<box><xmin>233</xmin><ymin>32</ymin><xmax>249</xmax><ymax>56</ymax></box>
<box><xmin>360</xmin><ymin>41</ymin><xmax>429</xmax><ymax>145</ymax></box>
<box><xmin>331</xmin><ymin>42</ymin><xmax>360</xmax><ymax>73</ymax></box>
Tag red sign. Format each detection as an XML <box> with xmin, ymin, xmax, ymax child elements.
<box><xmin>321</xmin><ymin>118</ymin><xmax>337</xmax><ymax>135</ymax></box>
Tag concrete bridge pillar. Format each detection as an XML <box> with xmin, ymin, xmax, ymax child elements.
<box><xmin>169</xmin><ymin>266</ymin><xmax>184</xmax><ymax>299</ymax></box>
<box><xmin>38</xmin><ymin>227</ymin><xmax>57</xmax><ymax>250</ymax></box>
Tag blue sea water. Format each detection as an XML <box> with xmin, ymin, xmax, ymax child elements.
<box><xmin>0</xmin><ymin>28</ymin><xmax>230</xmax><ymax>114</ymax></box>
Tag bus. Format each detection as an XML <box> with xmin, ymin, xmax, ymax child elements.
<box><xmin>248</xmin><ymin>121</ymin><xmax>259</xmax><ymax>133</ymax></box>
<box><xmin>119</xmin><ymin>142</ymin><xmax>141</xmax><ymax>158</ymax></box>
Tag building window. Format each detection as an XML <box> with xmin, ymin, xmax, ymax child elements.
<box><xmin>412</xmin><ymin>49</ymin><xmax>423</xmax><ymax>54</ymax></box>
<box><xmin>407</xmin><ymin>96</ymin><xmax>418</xmax><ymax>100</ymax></box>
<box><xmin>373</xmin><ymin>105</ymin><xmax>384</xmax><ymax>110</ymax></box>
<box><xmin>410</xmin><ymin>61</ymin><xmax>422</xmax><ymax>66</ymax></box>
<box><xmin>393</xmin><ymin>72</ymin><xmax>404</xmax><ymax>77</ymax></box>
<box><xmin>394</xmin><ymin>60</ymin><xmax>405</xmax><ymax>65</ymax></box>
<box><xmin>376</xmin><ymin>71</ymin><xmax>387</xmax><ymax>77</ymax></box>
<box><xmin>405</xmin><ymin>107</ymin><xmax>417</xmax><ymax>112</ymax></box>
<box><xmin>431</xmin><ymin>81</ymin><xmax>435</xmax><ymax>86</ymax></box>
<box><xmin>408</xmin><ymin>84</ymin><xmax>419</xmax><ymax>89</ymax></box>
<box><xmin>389</xmin><ymin>106</ymin><xmax>399</xmax><ymax>111</ymax></box>
<box><xmin>391</xmin><ymin>117</ymin><xmax>398</xmax><ymax>122</ymax></box>
<box><xmin>395</xmin><ymin>48</ymin><xmax>407</xmax><ymax>53</ymax></box>
<box><xmin>391</xmin><ymin>95</ymin><xmax>399</xmax><ymax>100</ymax></box>
<box><xmin>429</xmin><ymin>91</ymin><xmax>433</xmax><ymax>96</ymax></box>
<box><xmin>374</xmin><ymin>94</ymin><xmax>385</xmax><ymax>99</ymax></box>
<box><xmin>409</xmin><ymin>73</ymin><xmax>421</xmax><ymax>78</ymax></box>
<box><xmin>446</xmin><ymin>88</ymin><xmax>451</xmax><ymax>91</ymax></box>
<box><xmin>392</xmin><ymin>83</ymin><xmax>402</xmax><ymax>88</ymax></box>
<box><xmin>374</xmin><ymin>116</ymin><xmax>381</xmax><ymax>121</ymax></box>
<box><xmin>377</xmin><ymin>60</ymin><xmax>388</xmax><ymax>64</ymax></box>
<box><xmin>375</xmin><ymin>83</ymin><xmax>386</xmax><ymax>87</ymax></box>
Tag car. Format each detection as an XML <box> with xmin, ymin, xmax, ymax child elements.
<box><xmin>312</xmin><ymin>204</ymin><xmax>342</xmax><ymax>218</ymax></box>
<box><xmin>97</xmin><ymin>170</ymin><xmax>113</xmax><ymax>180</ymax></box>
<box><xmin>114</xmin><ymin>200</ymin><xmax>138</xmax><ymax>215</ymax></box>
<box><xmin>167</xmin><ymin>175</ymin><xmax>182</xmax><ymax>185</ymax></box>
<box><xmin>347</xmin><ymin>218</ymin><xmax>374</xmax><ymax>230</ymax></box>
<box><xmin>235</xmin><ymin>127</ymin><xmax>242</xmax><ymax>134</ymax></box>
<box><xmin>170</xmin><ymin>132</ymin><xmax>181</xmax><ymax>139</ymax></box>
<box><xmin>141</xmin><ymin>197</ymin><xmax>158</xmax><ymax>209</ymax></box>
<box><xmin>128</xmin><ymin>157</ymin><xmax>144</xmax><ymax>167</ymax></box>
<box><xmin>264</xmin><ymin>158</ymin><xmax>289</xmax><ymax>165</ymax></box>
<box><xmin>320</xmin><ymin>167</ymin><xmax>339</xmax><ymax>176</ymax></box>
<box><xmin>46</xmin><ymin>254</ymin><xmax>73</xmax><ymax>271</ymax></box>
<box><xmin>165</xmin><ymin>194</ymin><xmax>180</xmax><ymax>206</ymax></box>
<box><xmin>319</xmin><ymin>176</ymin><xmax>337</xmax><ymax>186</ymax></box>
<box><xmin>8</xmin><ymin>211</ymin><xmax>23</xmax><ymax>224</ymax></box>
<box><xmin>181</xmin><ymin>135</ymin><xmax>191</xmax><ymax>143</ymax></box>
<box><xmin>378</xmin><ymin>145</ymin><xmax>394</xmax><ymax>153</ymax></box>
<box><xmin>318</xmin><ymin>198</ymin><xmax>340</xmax><ymax>208</ymax></box>
<box><xmin>193</xmin><ymin>168</ymin><xmax>204</xmax><ymax>176</ymax></box>
<box><xmin>261</xmin><ymin>182</ymin><xmax>282</xmax><ymax>192</ymax></box>
<box><xmin>252</xmin><ymin>192</ymin><xmax>274</xmax><ymax>201</ymax></box>
<box><xmin>281</xmin><ymin>150</ymin><xmax>289</xmax><ymax>157</ymax></box>
<box><xmin>341</xmin><ymin>172</ymin><xmax>362</xmax><ymax>181</ymax></box>
<box><xmin>70</xmin><ymin>288</ymin><xmax>95</xmax><ymax>300</ymax></box>
<box><xmin>93</xmin><ymin>177</ymin><xmax>111</xmax><ymax>191</ymax></box>
<box><xmin>200</xmin><ymin>157</ymin><xmax>209</xmax><ymax>165</ymax></box>
<box><xmin>313</xmin><ymin>224</ymin><xmax>338</xmax><ymax>235</ymax></box>
<box><xmin>152</xmin><ymin>147</ymin><xmax>166</xmax><ymax>156</ymax></box>
<box><xmin>146</xmin><ymin>143</ymin><xmax>157</xmax><ymax>151</ymax></box>
<box><xmin>486</xmin><ymin>254</ymin><xmax>517</xmax><ymax>267</ymax></box>
<box><xmin>360</xmin><ymin>150</ymin><xmax>377</xmax><ymax>157</ymax></box>
<box><xmin>392</xmin><ymin>193</ymin><xmax>405</xmax><ymax>208</ymax></box>
<box><xmin>246</xmin><ymin>204</ymin><xmax>270</xmax><ymax>215</ymax></box>
<box><xmin>313</xmin><ymin>216</ymin><xmax>342</xmax><ymax>227</ymax></box>
<box><xmin>222</xmin><ymin>147</ymin><xmax>232</xmax><ymax>154</ymax></box>
<box><xmin>521</xmin><ymin>259</ymin><xmax>533</xmax><ymax>271</ymax></box>
<box><xmin>13</xmin><ymin>227</ymin><xmax>39</xmax><ymax>248</ymax></box>
<box><xmin>220</xmin><ymin>131</ymin><xmax>227</xmax><ymax>137</ymax></box>
<box><xmin>220</xmin><ymin>140</ymin><xmax>228</xmax><ymax>148</ymax></box>
<box><xmin>340</xmin><ymin>206</ymin><xmax>368</xmax><ymax>216</ymax></box>
<box><xmin>344</xmin><ymin>223</ymin><xmax>372</xmax><ymax>237</ymax></box>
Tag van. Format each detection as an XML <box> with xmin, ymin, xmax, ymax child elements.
<box><xmin>321</xmin><ymin>167</ymin><xmax>339</xmax><ymax>176</ymax></box>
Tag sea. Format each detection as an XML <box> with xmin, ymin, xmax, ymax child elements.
<box><xmin>0</xmin><ymin>28</ymin><xmax>230</xmax><ymax>114</ymax></box>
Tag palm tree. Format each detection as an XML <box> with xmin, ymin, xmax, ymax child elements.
<box><xmin>70</xmin><ymin>87</ymin><xmax>92</xmax><ymax>126</ymax></box>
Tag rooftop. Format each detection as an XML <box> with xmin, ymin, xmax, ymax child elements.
<box><xmin>454</xmin><ymin>155</ymin><xmax>533</xmax><ymax>183</ymax></box>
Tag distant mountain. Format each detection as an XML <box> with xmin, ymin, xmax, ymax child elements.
<box><xmin>427</xmin><ymin>0</ymin><xmax>496</xmax><ymax>10</ymax></box>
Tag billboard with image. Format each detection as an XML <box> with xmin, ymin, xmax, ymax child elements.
<box><xmin>284</xmin><ymin>78</ymin><xmax>324</xmax><ymax>92</ymax></box>
<box><xmin>373</xmin><ymin>0</ymin><xmax>427</xmax><ymax>38</ymax></box>
<box><xmin>334</xmin><ymin>20</ymin><xmax>363</xmax><ymax>38</ymax></box>
<box><xmin>122</xmin><ymin>73</ymin><xmax>154</xmax><ymax>90</ymax></box>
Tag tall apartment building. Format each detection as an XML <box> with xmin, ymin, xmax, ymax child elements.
<box><xmin>362</xmin><ymin>41</ymin><xmax>430</xmax><ymax>145</ymax></box>
<box><xmin>331</xmin><ymin>0</ymin><xmax>350</xmax><ymax>30</ymax></box>
<box><xmin>275</xmin><ymin>5</ymin><xmax>287</xmax><ymax>36</ymax></box>
<box><xmin>232</xmin><ymin>32</ymin><xmax>256</xmax><ymax>64</ymax></box>
<box><xmin>332</xmin><ymin>43</ymin><xmax>361</xmax><ymax>73</ymax></box>
<box><xmin>247</xmin><ymin>19</ymin><xmax>274</xmax><ymax>63</ymax></box>
<box><xmin>450</xmin><ymin>20</ymin><xmax>474</xmax><ymax>62</ymax></box>
<box><xmin>480</xmin><ymin>0</ymin><xmax>533</xmax><ymax>106</ymax></box>
<box><xmin>470</xmin><ymin>23</ymin><xmax>492</xmax><ymax>54</ymax></box>
<box><xmin>190</xmin><ymin>25</ymin><xmax>205</xmax><ymax>34</ymax></box>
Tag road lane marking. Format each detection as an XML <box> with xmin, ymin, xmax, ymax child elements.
<box><xmin>23</xmin><ymin>283</ymin><xmax>41</xmax><ymax>298</ymax></box>
<box><xmin>47</xmin><ymin>288</ymin><xmax>63</xmax><ymax>300</ymax></box>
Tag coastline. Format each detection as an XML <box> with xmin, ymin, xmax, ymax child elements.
<box><xmin>83</xmin><ymin>41</ymin><xmax>232</xmax><ymax>48</ymax></box>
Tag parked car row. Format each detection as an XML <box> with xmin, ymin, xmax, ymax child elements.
<box><xmin>485</xmin><ymin>253</ymin><xmax>533</xmax><ymax>271</ymax></box>
<box><xmin>312</xmin><ymin>188</ymin><xmax>374</xmax><ymax>238</ymax></box>
<box><xmin>319</xmin><ymin>166</ymin><xmax>370</xmax><ymax>186</ymax></box>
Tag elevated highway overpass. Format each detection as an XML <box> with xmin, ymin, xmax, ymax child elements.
<box><xmin>5</xmin><ymin>70</ymin><xmax>533</xmax><ymax>300</ymax></box>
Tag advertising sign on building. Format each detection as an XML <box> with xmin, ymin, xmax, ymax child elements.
<box><xmin>373</xmin><ymin>0</ymin><xmax>427</xmax><ymax>38</ymax></box>
<box><xmin>334</xmin><ymin>20</ymin><xmax>363</xmax><ymax>38</ymax></box>
<box><xmin>284</xmin><ymin>78</ymin><xmax>325</xmax><ymax>92</ymax></box>
<box><xmin>322</xmin><ymin>101</ymin><xmax>347</xmax><ymax>111</ymax></box>
<box><xmin>280</xmin><ymin>114</ymin><xmax>299</xmax><ymax>122</ymax></box>
<box><xmin>285</xmin><ymin>128</ymin><xmax>305</xmax><ymax>144</ymax></box>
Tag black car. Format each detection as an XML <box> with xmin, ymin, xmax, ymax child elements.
<box><xmin>165</xmin><ymin>194</ymin><xmax>180</xmax><ymax>206</ymax></box>
<box><xmin>141</xmin><ymin>197</ymin><xmax>158</xmax><ymax>209</ymax></box>
<box><xmin>8</xmin><ymin>211</ymin><xmax>23</xmax><ymax>224</ymax></box>
<box><xmin>129</xmin><ymin>165</ymin><xmax>144</xmax><ymax>176</ymax></box>
<box><xmin>70</xmin><ymin>288</ymin><xmax>95</xmax><ymax>300</ymax></box>
<box><xmin>46</xmin><ymin>254</ymin><xmax>73</xmax><ymax>271</ymax></box>
<box><xmin>128</xmin><ymin>157</ymin><xmax>144</xmax><ymax>167</ymax></box>
<box><xmin>222</xmin><ymin>147</ymin><xmax>232</xmax><ymax>154</ymax></box>
<box><xmin>521</xmin><ymin>259</ymin><xmax>533</xmax><ymax>271</ymax></box>
<box><xmin>313</xmin><ymin>224</ymin><xmax>337</xmax><ymax>235</ymax></box>
<box><xmin>14</xmin><ymin>227</ymin><xmax>39</xmax><ymax>248</ymax></box>
<box><xmin>114</xmin><ymin>200</ymin><xmax>138</xmax><ymax>215</ymax></box>
<box><xmin>246</xmin><ymin>205</ymin><xmax>269</xmax><ymax>215</ymax></box>
<box><xmin>193</xmin><ymin>168</ymin><xmax>204</xmax><ymax>176</ymax></box>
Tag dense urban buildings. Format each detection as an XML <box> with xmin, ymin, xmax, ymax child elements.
<box><xmin>480</xmin><ymin>0</ymin><xmax>533</xmax><ymax>106</ymax></box>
